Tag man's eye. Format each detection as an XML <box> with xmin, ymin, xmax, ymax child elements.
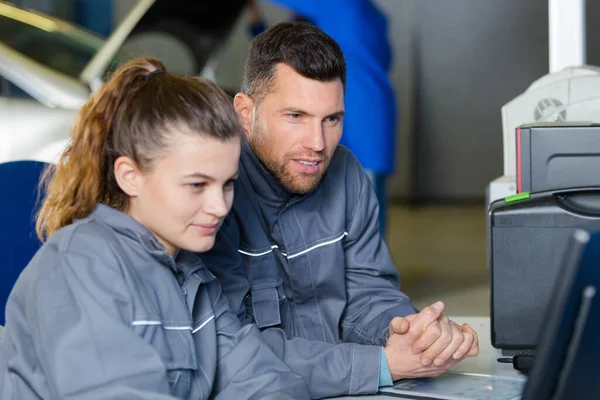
<box><xmin>287</xmin><ymin>113</ymin><xmax>302</xmax><ymax>119</ymax></box>
<box><xmin>188</xmin><ymin>183</ymin><xmax>206</xmax><ymax>190</ymax></box>
<box><xmin>327</xmin><ymin>116</ymin><xmax>340</xmax><ymax>124</ymax></box>
<box><xmin>224</xmin><ymin>179</ymin><xmax>236</xmax><ymax>189</ymax></box>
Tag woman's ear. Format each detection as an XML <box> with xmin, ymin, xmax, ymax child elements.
<box><xmin>114</xmin><ymin>156</ymin><xmax>143</xmax><ymax>197</ymax></box>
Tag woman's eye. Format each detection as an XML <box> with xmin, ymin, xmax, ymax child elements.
<box><xmin>188</xmin><ymin>183</ymin><xmax>206</xmax><ymax>190</ymax></box>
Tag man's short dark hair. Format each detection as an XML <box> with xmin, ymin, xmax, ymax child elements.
<box><xmin>240</xmin><ymin>21</ymin><xmax>346</xmax><ymax>102</ymax></box>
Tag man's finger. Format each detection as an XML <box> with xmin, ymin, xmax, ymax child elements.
<box><xmin>389</xmin><ymin>317</ymin><xmax>410</xmax><ymax>334</ymax></box>
<box><xmin>461</xmin><ymin>323</ymin><xmax>480</xmax><ymax>357</ymax></box>
<box><xmin>412</xmin><ymin>320</ymin><xmax>441</xmax><ymax>355</ymax></box>
<box><xmin>419</xmin><ymin>316</ymin><xmax>452</xmax><ymax>364</ymax></box>
<box><xmin>407</xmin><ymin>301</ymin><xmax>445</xmax><ymax>337</ymax></box>
<box><xmin>433</xmin><ymin>323</ymin><xmax>465</xmax><ymax>366</ymax></box>
<box><xmin>452</xmin><ymin>332</ymin><xmax>473</xmax><ymax>360</ymax></box>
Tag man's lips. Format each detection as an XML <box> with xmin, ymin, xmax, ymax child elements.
<box><xmin>293</xmin><ymin>158</ymin><xmax>323</xmax><ymax>166</ymax></box>
<box><xmin>292</xmin><ymin>158</ymin><xmax>323</xmax><ymax>174</ymax></box>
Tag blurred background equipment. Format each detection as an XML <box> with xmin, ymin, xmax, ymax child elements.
<box><xmin>487</xmin><ymin>65</ymin><xmax>600</xmax><ymax>207</ymax></box>
<box><xmin>118</xmin><ymin>0</ymin><xmax>246</xmax><ymax>77</ymax></box>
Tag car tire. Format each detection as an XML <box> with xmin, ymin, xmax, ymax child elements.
<box><xmin>122</xmin><ymin>20</ymin><xmax>214</xmax><ymax>75</ymax></box>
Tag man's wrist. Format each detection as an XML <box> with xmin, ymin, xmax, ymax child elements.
<box><xmin>379</xmin><ymin>347</ymin><xmax>394</xmax><ymax>387</ymax></box>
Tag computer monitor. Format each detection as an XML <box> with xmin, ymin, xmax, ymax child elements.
<box><xmin>522</xmin><ymin>228</ymin><xmax>600</xmax><ymax>399</ymax></box>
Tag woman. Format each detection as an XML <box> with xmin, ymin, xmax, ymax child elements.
<box><xmin>0</xmin><ymin>58</ymin><xmax>309</xmax><ymax>399</ymax></box>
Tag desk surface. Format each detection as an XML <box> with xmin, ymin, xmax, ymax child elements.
<box><xmin>330</xmin><ymin>316</ymin><xmax>523</xmax><ymax>399</ymax></box>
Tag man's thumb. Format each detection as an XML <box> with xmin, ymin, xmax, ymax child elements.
<box><xmin>389</xmin><ymin>317</ymin><xmax>410</xmax><ymax>334</ymax></box>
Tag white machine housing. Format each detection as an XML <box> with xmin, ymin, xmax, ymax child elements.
<box><xmin>501</xmin><ymin>65</ymin><xmax>600</xmax><ymax>177</ymax></box>
<box><xmin>488</xmin><ymin>65</ymin><xmax>600</xmax><ymax>206</ymax></box>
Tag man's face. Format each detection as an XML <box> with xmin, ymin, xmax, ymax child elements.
<box><xmin>239</xmin><ymin>63</ymin><xmax>344</xmax><ymax>194</ymax></box>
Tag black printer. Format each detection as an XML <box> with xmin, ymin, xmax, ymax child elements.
<box><xmin>489</xmin><ymin>123</ymin><xmax>600</xmax><ymax>351</ymax></box>
<box><xmin>489</xmin><ymin>188</ymin><xmax>600</xmax><ymax>349</ymax></box>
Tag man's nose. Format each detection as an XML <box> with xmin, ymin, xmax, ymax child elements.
<box><xmin>302</xmin><ymin>123</ymin><xmax>325</xmax><ymax>152</ymax></box>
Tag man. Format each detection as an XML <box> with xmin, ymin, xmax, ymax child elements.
<box><xmin>245</xmin><ymin>0</ymin><xmax>396</xmax><ymax>234</ymax></box>
<box><xmin>201</xmin><ymin>22</ymin><xmax>479</xmax><ymax>399</ymax></box>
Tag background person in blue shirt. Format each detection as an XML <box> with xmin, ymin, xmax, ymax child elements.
<box><xmin>245</xmin><ymin>0</ymin><xmax>396</xmax><ymax>235</ymax></box>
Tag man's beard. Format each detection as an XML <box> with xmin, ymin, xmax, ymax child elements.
<box><xmin>247</xmin><ymin>118</ymin><xmax>329</xmax><ymax>195</ymax></box>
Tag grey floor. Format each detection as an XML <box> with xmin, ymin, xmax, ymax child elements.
<box><xmin>385</xmin><ymin>204</ymin><xmax>490</xmax><ymax>316</ymax></box>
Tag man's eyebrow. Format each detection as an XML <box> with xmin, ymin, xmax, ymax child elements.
<box><xmin>280</xmin><ymin>107</ymin><xmax>312</xmax><ymax>116</ymax></box>
<box><xmin>280</xmin><ymin>108</ymin><xmax>345</xmax><ymax>118</ymax></box>
<box><xmin>327</xmin><ymin>110</ymin><xmax>345</xmax><ymax>118</ymax></box>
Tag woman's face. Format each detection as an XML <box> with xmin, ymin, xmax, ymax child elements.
<box><xmin>126</xmin><ymin>132</ymin><xmax>240</xmax><ymax>256</ymax></box>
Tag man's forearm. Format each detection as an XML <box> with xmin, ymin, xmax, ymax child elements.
<box><xmin>342</xmin><ymin>300</ymin><xmax>417</xmax><ymax>347</ymax></box>
<box><xmin>260</xmin><ymin>327</ymin><xmax>382</xmax><ymax>398</ymax></box>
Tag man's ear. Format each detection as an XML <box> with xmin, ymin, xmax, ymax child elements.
<box><xmin>114</xmin><ymin>156</ymin><xmax>144</xmax><ymax>197</ymax></box>
<box><xmin>233</xmin><ymin>93</ymin><xmax>255</xmax><ymax>135</ymax></box>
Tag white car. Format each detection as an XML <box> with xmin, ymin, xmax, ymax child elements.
<box><xmin>0</xmin><ymin>0</ymin><xmax>243</xmax><ymax>164</ymax></box>
<box><xmin>0</xmin><ymin>0</ymin><xmax>158</xmax><ymax>163</ymax></box>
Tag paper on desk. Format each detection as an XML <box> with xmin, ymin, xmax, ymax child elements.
<box><xmin>379</xmin><ymin>370</ymin><xmax>525</xmax><ymax>400</ymax></box>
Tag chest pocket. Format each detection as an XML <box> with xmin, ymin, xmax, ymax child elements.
<box><xmin>135</xmin><ymin>323</ymin><xmax>200</xmax><ymax>398</ymax></box>
<box><xmin>241</xmin><ymin>251</ymin><xmax>291</xmax><ymax>331</ymax></box>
